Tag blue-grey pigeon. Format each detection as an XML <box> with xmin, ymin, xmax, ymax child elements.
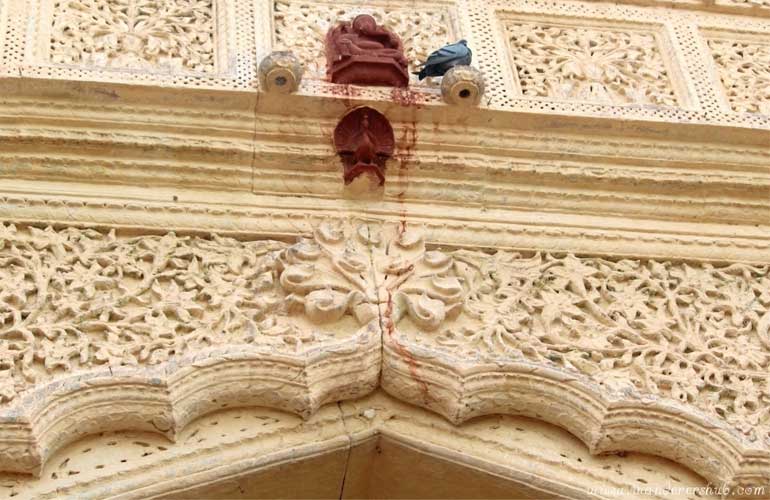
<box><xmin>414</xmin><ymin>40</ymin><xmax>472</xmax><ymax>80</ymax></box>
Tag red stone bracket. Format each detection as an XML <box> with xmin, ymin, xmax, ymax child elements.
<box><xmin>334</xmin><ymin>107</ymin><xmax>394</xmax><ymax>187</ymax></box>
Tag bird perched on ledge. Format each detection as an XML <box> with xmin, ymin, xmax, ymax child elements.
<box><xmin>413</xmin><ymin>40</ymin><xmax>472</xmax><ymax>80</ymax></box>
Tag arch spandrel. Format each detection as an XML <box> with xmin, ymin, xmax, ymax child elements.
<box><xmin>0</xmin><ymin>223</ymin><xmax>381</xmax><ymax>475</ymax></box>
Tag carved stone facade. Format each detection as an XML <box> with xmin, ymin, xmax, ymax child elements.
<box><xmin>0</xmin><ymin>224</ymin><xmax>377</xmax><ymax>403</ymax></box>
<box><xmin>0</xmin><ymin>0</ymin><xmax>770</xmax><ymax>498</ymax></box>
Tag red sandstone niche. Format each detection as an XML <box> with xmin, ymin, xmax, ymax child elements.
<box><xmin>326</xmin><ymin>14</ymin><xmax>409</xmax><ymax>88</ymax></box>
<box><xmin>334</xmin><ymin>106</ymin><xmax>394</xmax><ymax>186</ymax></box>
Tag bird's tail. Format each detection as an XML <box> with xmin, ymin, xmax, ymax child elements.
<box><xmin>412</xmin><ymin>69</ymin><xmax>427</xmax><ymax>80</ymax></box>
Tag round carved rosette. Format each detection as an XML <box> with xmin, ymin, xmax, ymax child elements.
<box><xmin>441</xmin><ymin>65</ymin><xmax>485</xmax><ymax>106</ymax></box>
<box><xmin>258</xmin><ymin>51</ymin><xmax>304</xmax><ymax>93</ymax></box>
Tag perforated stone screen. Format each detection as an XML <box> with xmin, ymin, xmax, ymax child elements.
<box><xmin>1</xmin><ymin>1</ymin><xmax>770</xmax><ymax>128</ymax></box>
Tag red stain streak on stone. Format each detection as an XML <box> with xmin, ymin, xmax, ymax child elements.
<box><xmin>383</xmin><ymin>289</ymin><xmax>431</xmax><ymax>400</ymax></box>
<box><xmin>390</xmin><ymin>119</ymin><xmax>429</xmax><ymax>399</ymax></box>
<box><xmin>390</xmin><ymin>87</ymin><xmax>421</xmax><ymax>108</ymax></box>
<box><xmin>395</xmin><ymin>122</ymin><xmax>417</xmax><ymax>203</ymax></box>
<box><xmin>328</xmin><ymin>83</ymin><xmax>361</xmax><ymax>109</ymax></box>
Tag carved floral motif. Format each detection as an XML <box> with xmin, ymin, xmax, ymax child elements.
<box><xmin>505</xmin><ymin>22</ymin><xmax>679</xmax><ymax>106</ymax></box>
<box><xmin>376</xmin><ymin>226</ymin><xmax>770</xmax><ymax>444</ymax></box>
<box><xmin>374</xmin><ymin>226</ymin><xmax>465</xmax><ymax>333</ymax></box>
<box><xmin>707</xmin><ymin>37</ymin><xmax>770</xmax><ymax>114</ymax></box>
<box><xmin>414</xmin><ymin>251</ymin><xmax>770</xmax><ymax>442</ymax></box>
<box><xmin>272</xmin><ymin>1</ymin><xmax>454</xmax><ymax>78</ymax></box>
<box><xmin>48</xmin><ymin>0</ymin><xmax>216</xmax><ymax>73</ymax></box>
<box><xmin>0</xmin><ymin>223</ymin><xmax>377</xmax><ymax>403</ymax></box>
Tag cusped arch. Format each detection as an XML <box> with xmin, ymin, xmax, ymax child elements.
<box><xmin>0</xmin><ymin>390</ymin><xmax>720</xmax><ymax>499</ymax></box>
<box><xmin>0</xmin><ymin>338</ymin><xmax>379</xmax><ymax>476</ymax></box>
<box><xmin>381</xmin><ymin>334</ymin><xmax>770</xmax><ymax>489</ymax></box>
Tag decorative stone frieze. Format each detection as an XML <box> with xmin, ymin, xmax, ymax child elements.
<box><xmin>6</xmin><ymin>0</ymin><xmax>241</xmax><ymax>87</ymax></box>
<box><xmin>48</xmin><ymin>0</ymin><xmax>217</xmax><ymax>73</ymax></box>
<box><xmin>4</xmin><ymin>220</ymin><xmax>768</xmax><ymax>485</ymax></box>
<box><xmin>706</xmin><ymin>34</ymin><xmax>770</xmax><ymax>114</ymax></box>
<box><xmin>2</xmin><ymin>0</ymin><xmax>770</xmax><ymax>495</ymax></box>
<box><xmin>372</xmin><ymin>225</ymin><xmax>770</xmax><ymax>487</ymax></box>
<box><xmin>2</xmin><ymin>0</ymin><xmax>770</xmax><ymax>124</ymax></box>
<box><xmin>387</xmin><ymin>247</ymin><xmax>770</xmax><ymax>439</ymax></box>
<box><xmin>0</xmin><ymin>222</ymin><xmax>380</xmax><ymax>474</ymax></box>
<box><xmin>485</xmin><ymin>0</ymin><xmax>696</xmax><ymax>114</ymax></box>
<box><xmin>504</xmin><ymin>22</ymin><xmax>679</xmax><ymax>106</ymax></box>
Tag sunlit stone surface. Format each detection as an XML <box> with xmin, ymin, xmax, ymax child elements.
<box><xmin>0</xmin><ymin>0</ymin><xmax>769</xmax><ymax>498</ymax></box>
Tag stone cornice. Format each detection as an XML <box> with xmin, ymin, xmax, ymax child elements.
<box><xmin>1</xmin><ymin>190</ymin><xmax>769</xmax><ymax>264</ymax></box>
<box><xmin>0</xmin><ymin>80</ymin><xmax>768</xmax><ymax>263</ymax></box>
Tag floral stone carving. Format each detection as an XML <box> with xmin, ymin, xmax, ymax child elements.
<box><xmin>0</xmin><ymin>222</ymin><xmax>380</xmax><ymax>474</ymax></box>
<box><xmin>48</xmin><ymin>0</ymin><xmax>217</xmax><ymax>73</ymax></box>
<box><xmin>378</xmin><ymin>235</ymin><xmax>770</xmax><ymax>485</ymax></box>
<box><xmin>326</xmin><ymin>14</ymin><xmax>409</xmax><ymax>87</ymax></box>
<box><xmin>707</xmin><ymin>36</ymin><xmax>770</xmax><ymax>115</ymax></box>
<box><xmin>365</xmin><ymin>223</ymin><xmax>770</xmax><ymax>441</ymax></box>
<box><xmin>0</xmin><ymin>223</ymin><xmax>382</xmax><ymax>400</ymax></box>
<box><xmin>1</xmin><ymin>221</ymin><xmax>770</xmax><ymax>485</ymax></box>
<box><xmin>505</xmin><ymin>22</ymin><xmax>679</xmax><ymax>107</ymax></box>
<box><xmin>334</xmin><ymin>107</ymin><xmax>394</xmax><ymax>189</ymax></box>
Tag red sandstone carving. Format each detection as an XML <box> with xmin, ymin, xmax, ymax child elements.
<box><xmin>326</xmin><ymin>15</ymin><xmax>409</xmax><ymax>87</ymax></box>
<box><xmin>334</xmin><ymin>107</ymin><xmax>394</xmax><ymax>186</ymax></box>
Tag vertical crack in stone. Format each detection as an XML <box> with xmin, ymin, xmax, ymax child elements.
<box><xmin>336</xmin><ymin>401</ymin><xmax>353</xmax><ymax>500</ymax></box>
<box><xmin>364</xmin><ymin>223</ymin><xmax>386</xmax><ymax>388</ymax></box>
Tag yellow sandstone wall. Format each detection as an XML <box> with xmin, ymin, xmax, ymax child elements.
<box><xmin>0</xmin><ymin>0</ymin><xmax>768</xmax><ymax>498</ymax></box>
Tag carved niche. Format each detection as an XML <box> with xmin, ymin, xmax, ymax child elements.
<box><xmin>334</xmin><ymin>107</ymin><xmax>394</xmax><ymax>189</ymax></box>
<box><xmin>325</xmin><ymin>14</ymin><xmax>410</xmax><ymax>87</ymax></box>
